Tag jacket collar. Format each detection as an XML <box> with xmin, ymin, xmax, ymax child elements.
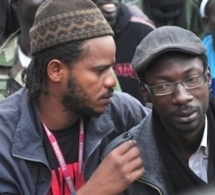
<box><xmin>85</xmin><ymin>110</ymin><xmax>115</xmax><ymax>160</ymax></box>
<box><xmin>11</xmin><ymin>88</ymin><xmax>49</xmax><ymax>166</ymax></box>
<box><xmin>11</xmin><ymin>88</ymin><xmax>116</xmax><ymax>166</ymax></box>
<box><xmin>132</xmin><ymin>113</ymin><xmax>169</xmax><ymax>194</ymax></box>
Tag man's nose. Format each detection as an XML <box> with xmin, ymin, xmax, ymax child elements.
<box><xmin>172</xmin><ymin>83</ymin><xmax>193</xmax><ymax>105</ymax></box>
<box><xmin>104</xmin><ymin>68</ymin><xmax>117</xmax><ymax>88</ymax></box>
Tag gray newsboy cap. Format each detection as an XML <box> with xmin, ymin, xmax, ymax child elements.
<box><xmin>132</xmin><ymin>25</ymin><xmax>206</xmax><ymax>73</ymax></box>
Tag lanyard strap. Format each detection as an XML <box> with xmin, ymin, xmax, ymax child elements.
<box><xmin>42</xmin><ymin>117</ymin><xmax>85</xmax><ymax>193</ymax></box>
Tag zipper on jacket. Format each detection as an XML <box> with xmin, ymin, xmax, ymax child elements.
<box><xmin>136</xmin><ymin>178</ymin><xmax>163</xmax><ymax>195</ymax></box>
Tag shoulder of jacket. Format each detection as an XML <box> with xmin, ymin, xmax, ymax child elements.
<box><xmin>111</xmin><ymin>91</ymin><xmax>150</xmax><ymax>114</ymax></box>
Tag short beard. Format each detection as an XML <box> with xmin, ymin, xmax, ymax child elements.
<box><xmin>167</xmin><ymin>97</ymin><xmax>209</xmax><ymax>135</ymax></box>
<box><xmin>62</xmin><ymin>77</ymin><xmax>101</xmax><ymax>118</ymax></box>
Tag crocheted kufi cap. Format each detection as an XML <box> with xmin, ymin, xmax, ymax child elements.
<box><xmin>30</xmin><ymin>0</ymin><xmax>114</xmax><ymax>55</ymax></box>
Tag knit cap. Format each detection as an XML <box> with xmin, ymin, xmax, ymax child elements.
<box><xmin>30</xmin><ymin>0</ymin><xmax>114</xmax><ymax>55</ymax></box>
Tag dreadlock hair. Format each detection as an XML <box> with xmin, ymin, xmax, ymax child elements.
<box><xmin>23</xmin><ymin>40</ymin><xmax>87</xmax><ymax>101</ymax></box>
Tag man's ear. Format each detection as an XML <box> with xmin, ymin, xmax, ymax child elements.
<box><xmin>47</xmin><ymin>59</ymin><xmax>65</xmax><ymax>83</ymax></box>
<box><xmin>140</xmin><ymin>84</ymin><xmax>152</xmax><ymax>103</ymax></box>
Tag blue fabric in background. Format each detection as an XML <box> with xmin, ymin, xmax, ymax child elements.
<box><xmin>202</xmin><ymin>35</ymin><xmax>215</xmax><ymax>96</ymax></box>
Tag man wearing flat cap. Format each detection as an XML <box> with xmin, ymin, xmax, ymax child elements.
<box><xmin>107</xmin><ymin>25</ymin><xmax>215</xmax><ymax>194</ymax></box>
<box><xmin>0</xmin><ymin>0</ymin><xmax>150</xmax><ymax>194</ymax></box>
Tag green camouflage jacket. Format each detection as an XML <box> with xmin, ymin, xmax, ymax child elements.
<box><xmin>0</xmin><ymin>30</ymin><xmax>26</xmax><ymax>100</ymax></box>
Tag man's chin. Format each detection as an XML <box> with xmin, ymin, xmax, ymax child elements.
<box><xmin>76</xmin><ymin>106</ymin><xmax>104</xmax><ymax>118</ymax></box>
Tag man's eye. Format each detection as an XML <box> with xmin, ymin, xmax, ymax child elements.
<box><xmin>97</xmin><ymin>68</ymin><xmax>106</xmax><ymax>73</ymax></box>
<box><xmin>186</xmin><ymin>76</ymin><xmax>199</xmax><ymax>84</ymax></box>
<box><xmin>95</xmin><ymin>67</ymin><xmax>105</xmax><ymax>73</ymax></box>
<box><xmin>155</xmin><ymin>83</ymin><xmax>171</xmax><ymax>90</ymax></box>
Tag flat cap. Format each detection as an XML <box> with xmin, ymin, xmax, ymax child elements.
<box><xmin>132</xmin><ymin>26</ymin><xmax>206</xmax><ymax>73</ymax></box>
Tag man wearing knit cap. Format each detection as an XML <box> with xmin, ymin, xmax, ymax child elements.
<box><xmin>0</xmin><ymin>0</ymin><xmax>150</xmax><ymax>194</ymax></box>
<box><xmin>106</xmin><ymin>25</ymin><xmax>215</xmax><ymax>194</ymax></box>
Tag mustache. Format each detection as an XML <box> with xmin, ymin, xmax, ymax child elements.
<box><xmin>171</xmin><ymin>105</ymin><xmax>199</xmax><ymax>115</ymax></box>
<box><xmin>101</xmin><ymin>88</ymin><xmax>114</xmax><ymax>99</ymax></box>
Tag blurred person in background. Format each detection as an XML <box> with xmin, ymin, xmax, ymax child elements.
<box><xmin>92</xmin><ymin>0</ymin><xmax>154</xmax><ymax>106</ymax></box>
<box><xmin>0</xmin><ymin>0</ymin><xmax>19</xmax><ymax>45</ymax></box>
<box><xmin>0</xmin><ymin>0</ymin><xmax>45</xmax><ymax>100</ymax></box>
<box><xmin>125</xmin><ymin>0</ymin><xmax>204</xmax><ymax>38</ymax></box>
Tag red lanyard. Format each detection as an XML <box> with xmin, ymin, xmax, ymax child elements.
<box><xmin>42</xmin><ymin>117</ymin><xmax>85</xmax><ymax>194</ymax></box>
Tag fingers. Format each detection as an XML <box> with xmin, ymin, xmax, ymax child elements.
<box><xmin>123</xmin><ymin>142</ymin><xmax>141</xmax><ymax>163</ymax></box>
<box><xmin>84</xmin><ymin>139</ymin><xmax>144</xmax><ymax>195</ymax></box>
<box><xmin>106</xmin><ymin>139</ymin><xmax>144</xmax><ymax>179</ymax></box>
<box><xmin>128</xmin><ymin>165</ymin><xmax>144</xmax><ymax>183</ymax></box>
<box><xmin>124</xmin><ymin>153</ymin><xmax>144</xmax><ymax>182</ymax></box>
<box><xmin>111</xmin><ymin>139</ymin><xmax>137</xmax><ymax>156</ymax></box>
<box><xmin>119</xmin><ymin>142</ymin><xmax>144</xmax><ymax>181</ymax></box>
<box><xmin>109</xmin><ymin>140</ymin><xmax>141</xmax><ymax>164</ymax></box>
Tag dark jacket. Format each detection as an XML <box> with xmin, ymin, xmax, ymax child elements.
<box><xmin>107</xmin><ymin>96</ymin><xmax>215</xmax><ymax>195</ymax></box>
<box><xmin>124</xmin><ymin>113</ymin><xmax>169</xmax><ymax>195</ymax></box>
<box><xmin>142</xmin><ymin>0</ymin><xmax>204</xmax><ymax>38</ymax></box>
<box><xmin>0</xmin><ymin>88</ymin><xmax>150</xmax><ymax>194</ymax></box>
<box><xmin>0</xmin><ymin>0</ymin><xmax>19</xmax><ymax>45</ymax></box>
<box><xmin>113</xmin><ymin>4</ymin><xmax>154</xmax><ymax>105</ymax></box>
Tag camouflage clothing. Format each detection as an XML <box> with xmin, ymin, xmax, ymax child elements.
<box><xmin>0</xmin><ymin>30</ymin><xmax>26</xmax><ymax>100</ymax></box>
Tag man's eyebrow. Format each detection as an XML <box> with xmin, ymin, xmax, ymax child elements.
<box><xmin>92</xmin><ymin>63</ymin><xmax>114</xmax><ymax>69</ymax></box>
